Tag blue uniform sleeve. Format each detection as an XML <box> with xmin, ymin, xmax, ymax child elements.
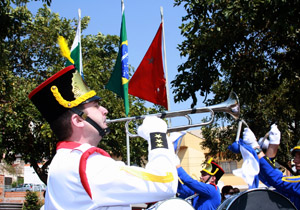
<box><xmin>259</xmin><ymin>157</ymin><xmax>300</xmax><ymax>197</ymax></box>
<box><xmin>177</xmin><ymin>180</ymin><xmax>194</xmax><ymax>199</ymax></box>
<box><xmin>177</xmin><ymin>167</ymin><xmax>216</xmax><ymax>199</ymax></box>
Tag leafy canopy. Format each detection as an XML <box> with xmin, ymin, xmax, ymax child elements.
<box><xmin>173</xmin><ymin>0</ymin><xmax>300</xmax><ymax>173</ymax></box>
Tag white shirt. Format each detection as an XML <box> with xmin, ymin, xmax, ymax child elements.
<box><xmin>45</xmin><ymin>141</ymin><xmax>178</xmax><ymax>210</ymax></box>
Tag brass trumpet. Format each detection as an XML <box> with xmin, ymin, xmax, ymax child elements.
<box><xmin>106</xmin><ymin>91</ymin><xmax>241</xmax><ymax>137</ymax></box>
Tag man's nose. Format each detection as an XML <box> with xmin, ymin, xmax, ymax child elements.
<box><xmin>100</xmin><ymin>106</ymin><xmax>108</xmax><ymax>115</ymax></box>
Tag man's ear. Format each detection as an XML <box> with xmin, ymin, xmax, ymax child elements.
<box><xmin>71</xmin><ymin>113</ymin><xmax>84</xmax><ymax>128</ymax></box>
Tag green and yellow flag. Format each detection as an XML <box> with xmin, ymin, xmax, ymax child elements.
<box><xmin>105</xmin><ymin>1</ymin><xmax>129</xmax><ymax>116</ymax></box>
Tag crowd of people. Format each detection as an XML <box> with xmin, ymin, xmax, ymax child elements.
<box><xmin>29</xmin><ymin>64</ymin><xmax>299</xmax><ymax>210</ymax></box>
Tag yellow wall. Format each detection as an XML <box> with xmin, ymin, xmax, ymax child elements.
<box><xmin>178</xmin><ymin>131</ymin><xmax>208</xmax><ymax>179</ymax></box>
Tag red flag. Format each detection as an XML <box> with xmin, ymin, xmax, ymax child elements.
<box><xmin>129</xmin><ymin>23</ymin><xmax>168</xmax><ymax>109</ymax></box>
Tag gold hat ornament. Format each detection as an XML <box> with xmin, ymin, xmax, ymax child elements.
<box><xmin>29</xmin><ymin>65</ymin><xmax>100</xmax><ymax>123</ymax></box>
<box><xmin>202</xmin><ymin>158</ymin><xmax>225</xmax><ymax>182</ymax></box>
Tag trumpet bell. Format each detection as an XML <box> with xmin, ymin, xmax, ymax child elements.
<box><xmin>208</xmin><ymin>91</ymin><xmax>240</xmax><ymax>120</ymax></box>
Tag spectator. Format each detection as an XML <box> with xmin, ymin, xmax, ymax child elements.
<box><xmin>233</xmin><ymin>187</ymin><xmax>240</xmax><ymax>194</ymax></box>
<box><xmin>221</xmin><ymin>185</ymin><xmax>234</xmax><ymax>202</ymax></box>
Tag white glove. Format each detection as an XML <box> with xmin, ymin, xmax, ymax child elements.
<box><xmin>269</xmin><ymin>124</ymin><xmax>281</xmax><ymax>145</ymax></box>
<box><xmin>242</xmin><ymin>128</ymin><xmax>259</xmax><ymax>148</ymax></box>
<box><xmin>258</xmin><ymin>137</ymin><xmax>270</xmax><ymax>149</ymax></box>
<box><xmin>137</xmin><ymin>116</ymin><xmax>167</xmax><ymax>143</ymax></box>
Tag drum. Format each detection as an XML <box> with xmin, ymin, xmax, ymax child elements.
<box><xmin>217</xmin><ymin>188</ymin><xmax>297</xmax><ymax>210</ymax></box>
<box><xmin>147</xmin><ymin>198</ymin><xmax>195</xmax><ymax>210</ymax></box>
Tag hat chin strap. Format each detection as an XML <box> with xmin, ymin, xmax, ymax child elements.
<box><xmin>205</xmin><ymin>175</ymin><xmax>212</xmax><ymax>184</ymax></box>
<box><xmin>71</xmin><ymin>107</ymin><xmax>110</xmax><ymax>138</ymax></box>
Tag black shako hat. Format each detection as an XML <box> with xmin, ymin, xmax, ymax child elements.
<box><xmin>202</xmin><ymin>158</ymin><xmax>225</xmax><ymax>182</ymax></box>
<box><xmin>29</xmin><ymin>65</ymin><xmax>100</xmax><ymax>123</ymax></box>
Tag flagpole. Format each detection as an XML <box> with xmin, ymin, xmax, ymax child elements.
<box><xmin>78</xmin><ymin>8</ymin><xmax>83</xmax><ymax>77</ymax></box>
<box><xmin>160</xmin><ymin>7</ymin><xmax>172</xmax><ymax>127</ymax></box>
<box><xmin>126</xmin><ymin>133</ymin><xmax>130</xmax><ymax>165</ymax></box>
<box><xmin>121</xmin><ymin>0</ymin><xmax>130</xmax><ymax>166</ymax></box>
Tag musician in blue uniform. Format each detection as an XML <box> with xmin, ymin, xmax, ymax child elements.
<box><xmin>243</xmin><ymin>125</ymin><xmax>300</xmax><ymax>209</ymax></box>
<box><xmin>176</xmin><ymin>158</ymin><xmax>225</xmax><ymax>210</ymax></box>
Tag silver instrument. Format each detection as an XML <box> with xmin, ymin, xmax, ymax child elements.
<box><xmin>107</xmin><ymin>91</ymin><xmax>241</xmax><ymax>137</ymax></box>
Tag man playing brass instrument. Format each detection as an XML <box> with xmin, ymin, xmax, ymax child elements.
<box><xmin>29</xmin><ymin>65</ymin><xmax>178</xmax><ymax>210</ymax></box>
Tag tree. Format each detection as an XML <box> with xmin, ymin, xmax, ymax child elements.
<box><xmin>23</xmin><ymin>191</ymin><xmax>42</xmax><ymax>210</ymax></box>
<box><xmin>172</xmin><ymin>0</ymin><xmax>300</xmax><ymax>173</ymax></box>
<box><xmin>0</xmin><ymin>0</ymin><xmax>52</xmax><ymax>41</ymax></box>
<box><xmin>0</xmin><ymin>4</ymin><xmax>158</xmax><ymax>184</ymax></box>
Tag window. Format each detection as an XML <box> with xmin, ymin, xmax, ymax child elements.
<box><xmin>219</xmin><ymin>161</ymin><xmax>237</xmax><ymax>174</ymax></box>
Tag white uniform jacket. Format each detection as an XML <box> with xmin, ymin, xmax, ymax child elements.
<box><xmin>45</xmin><ymin>141</ymin><xmax>178</xmax><ymax>210</ymax></box>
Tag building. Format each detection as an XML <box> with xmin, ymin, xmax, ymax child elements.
<box><xmin>0</xmin><ymin>155</ymin><xmax>44</xmax><ymax>188</ymax></box>
<box><xmin>23</xmin><ymin>164</ymin><xmax>45</xmax><ymax>185</ymax></box>
<box><xmin>0</xmin><ymin>154</ymin><xmax>24</xmax><ymax>188</ymax></box>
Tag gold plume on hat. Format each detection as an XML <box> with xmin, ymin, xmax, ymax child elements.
<box><xmin>57</xmin><ymin>36</ymin><xmax>75</xmax><ymax>64</ymax></box>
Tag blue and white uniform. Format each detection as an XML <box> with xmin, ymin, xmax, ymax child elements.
<box><xmin>177</xmin><ymin>167</ymin><xmax>221</xmax><ymax>210</ymax></box>
<box><xmin>259</xmin><ymin>156</ymin><xmax>300</xmax><ymax>209</ymax></box>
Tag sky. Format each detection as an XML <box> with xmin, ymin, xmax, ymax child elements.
<box><xmin>26</xmin><ymin>0</ymin><xmax>213</xmax><ymax>128</ymax></box>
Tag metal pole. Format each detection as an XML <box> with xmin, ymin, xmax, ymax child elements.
<box><xmin>160</xmin><ymin>6</ymin><xmax>172</xmax><ymax>127</ymax></box>
<box><xmin>126</xmin><ymin>132</ymin><xmax>130</xmax><ymax>165</ymax></box>
<box><xmin>122</xmin><ymin>0</ymin><xmax>130</xmax><ymax>166</ymax></box>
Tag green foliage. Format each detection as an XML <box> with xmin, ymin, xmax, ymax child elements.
<box><xmin>22</xmin><ymin>191</ymin><xmax>42</xmax><ymax>210</ymax></box>
<box><xmin>12</xmin><ymin>182</ymin><xmax>17</xmax><ymax>188</ymax></box>
<box><xmin>17</xmin><ymin>177</ymin><xmax>24</xmax><ymax>185</ymax></box>
<box><xmin>201</xmin><ymin>120</ymin><xmax>242</xmax><ymax>161</ymax></box>
<box><xmin>0</xmin><ymin>3</ymin><xmax>161</xmax><ymax>184</ymax></box>
<box><xmin>173</xmin><ymin>0</ymin><xmax>300</xmax><ymax>171</ymax></box>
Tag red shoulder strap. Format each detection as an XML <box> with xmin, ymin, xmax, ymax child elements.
<box><xmin>79</xmin><ymin>147</ymin><xmax>111</xmax><ymax>199</ymax></box>
<box><xmin>209</xmin><ymin>182</ymin><xmax>218</xmax><ymax>190</ymax></box>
